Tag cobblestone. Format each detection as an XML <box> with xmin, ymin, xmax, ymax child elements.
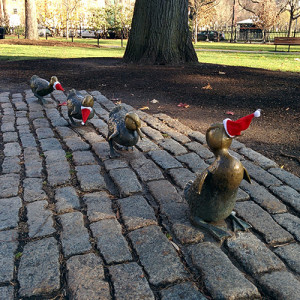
<box><xmin>129</xmin><ymin>225</ymin><xmax>188</xmax><ymax>286</ymax></box>
<box><xmin>91</xmin><ymin>218</ymin><xmax>132</xmax><ymax>264</ymax></box>
<box><xmin>1</xmin><ymin>90</ymin><xmax>299</xmax><ymax>299</ymax></box>
<box><xmin>109</xmin><ymin>262</ymin><xmax>155</xmax><ymax>300</ymax></box>
<box><xmin>18</xmin><ymin>237</ymin><xmax>60</xmax><ymax>297</ymax></box>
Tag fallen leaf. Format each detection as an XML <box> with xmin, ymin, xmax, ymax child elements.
<box><xmin>202</xmin><ymin>83</ymin><xmax>212</xmax><ymax>90</ymax></box>
<box><xmin>140</xmin><ymin>106</ymin><xmax>149</xmax><ymax>110</ymax></box>
<box><xmin>116</xmin><ymin>101</ymin><xmax>122</xmax><ymax>105</ymax></box>
<box><xmin>219</xmin><ymin>71</ymin><xmax>226</xmax><ymax>75</ymax></box>
<box><xmin>150</xmin><ymin>99</ymin><xmax>159</xmax><ymax>103</ymax></box>
<box><xmin>226</xmin><ymin>111</ymin><xmax>234</xmax><ymax>115</ymax></box>
<box><xmin>177</xmin><ymin>103</ymin><xmax>189</xmax><ymax>108</ymax></box>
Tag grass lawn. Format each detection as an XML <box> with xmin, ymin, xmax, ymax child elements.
<box><xmin>1</xmin><ymin>36</ymin><xmax>300</xmax><ymax>73</ymax></box>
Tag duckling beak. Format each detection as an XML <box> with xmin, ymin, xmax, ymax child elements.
<box><xmin>137</xmin><ymin>128</ymin><xmax>144</xmax><ymax>139</ymax></box>
<box><xmin>53</xmin><ymin>82</ymin><xmax>64</xmax><ymax>91</ymax></box>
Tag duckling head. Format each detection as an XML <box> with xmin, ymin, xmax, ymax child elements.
<box><xmin>50</xmin><ymin>76</ymin><xmax>64</xmax><ymax>91</ymax></box>
<box><xmin>82</xmin><ymin>95</ymin><xmax>94</xmax><ymax>108</ymax></box>
<box><xmin>125</xmin><ymin>113</ymin><xmax>144</xmax><ymax>139</ymax></box>
<box><xmin>206</xmin><ymin>123</ymin><xmax>232</xmax><ymax>155</ymax></box>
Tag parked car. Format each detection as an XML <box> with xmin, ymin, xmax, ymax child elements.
<box><xmin>197</xmin><ymin>31</ymin><xmax>225</xmax><ymax>42</ymax></box>
<box><xmin>80</xmin><ymin>30</ymin><xmax>97</xmax><ymax>38</ymax></box>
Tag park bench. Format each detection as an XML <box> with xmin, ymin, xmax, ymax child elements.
<box><xmin>274</xmin><ymin>37</ymin><xmax>300</xmax><ymax>52</ymax></box>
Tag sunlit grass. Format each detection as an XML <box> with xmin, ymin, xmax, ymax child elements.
<box><xmin>1</xmin><ymin>36</ymin><xmax>300</xmax><ymax>72</ymax></box>
<box><xmin>196</xmin><ymin>51</ymin><xmax>300</xmax><ymax>72</ymax></box>
<box><xmin>0</xmin><ymin>44</ymin><xmax>125</xmax><ymax>61</ymax></box>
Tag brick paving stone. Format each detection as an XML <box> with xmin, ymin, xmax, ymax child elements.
<box><xmin>242</xmin><ymin>160</ymin><xmax>282</xmax><ymax>188</ymax></box>
<box><xmin>118</xmin><ymin>195</ymin><xmax>157</xmax><ymax>230</ymax></box>
<box><xmin>24</xmin><ymin>147</ymin><xmax>43</xmax><ymax>177</ymax></box>
<box><xmin>168</xmin><ymin>168</ymin><xmax>196</xmax><ymax>189</ymax></box>
<box><xmin>104</xmin><ymin>159</ymin><xmax>128</xmax><ymax>171</ymax></box>
<box><xmin>188</xmin><ymin>242</ymin><xmax>260</xmax><ymax>300</ymax></box>
<box><xmin>92</xmin><ymin>142</ymin><xmax>111</xmax><ymax>160</ymax></box>
<box><xmin>109</xmin><ymin>168</ymin><xmax>142</xmax><ymax>197</ymax></box>
<box><xmin>2</xmin><ymin>131</ymin><xmax>18</xmax><ymax>142</ymax></box>
<box><xmin>16</xmin><ymin>117</ymin><xmax>29</xmax><ymax>126</ymax></box>
<box><xmin>270</xmin><ymin>185</ymin><xmax>300</xmax><ymax>213</ymax></box>
<box><xmin>28</xmin><ymin>110</ymin><xmax>44</xmax><ymax>120</ymax></box>
<box><xmin>23</xmin><ymin>178</ymin><xmax>48</xmax><ymax>203</ymax></box>
<box><xmin>239</xmin><ymin>147</ymin><xmax>278</xmax><ymax>169</ymax></box>
<box><xmin>40</xmin><ymin>138</ymin><xmax>63</xmax><ymax>151</ymax></box>
<box><xmin>109</xmin><ymin>262</ymin><xmax>155</xmax><ymax>300</ymax></box>
<box><xmin>158</xmin><ymin>138</ymin><xmax>188</xmax><ymax>156</ymax></box>
<box><xmin>33</xmin><ymin>118</ymin><xmax>50</xmax><ymax>128</ymax></box>
<box><xmin>136</xmin><ymin>137</ymin><xmax>160</xmax><ymax>152</ymax></box>
<box><xmin>72</xmin><ymin>150</ymin><xmax>96</xmax><ymax>165</ymax></box>
<box><xmin>18</xmin><ymin>237</ymin><xmax>60</xmax><ymax>297</ymax></box>
<box><xmin>171</xmin><ymin>221</ymin><xmax>204</xmax><ymax>244</ymax></box>
<box><xmin>35</xmin><ymin>127</ymin><xmax>54</xmax><ymax>139</ymax></box>
<box><xmin>236</xmin><ymin>188</ymin><xmax>250</xmax><ymax>201</ymax></box>
<box><xmin>227</xmin><ymin>232</ymin><xmax>285</xmax><ymax>276</ymax></box>
<box><xmin>147</xmin><ymin>180</ymin><xmax>184</xmax><ymax>206</ymax></box>
<box><xmin>47</xmin><ymin>162</ymin><xmax>71</xmax><ymax>186</ymax></box>
<box><xmin>79</xmin><ymin>130</ymin><xmax>106</xmax><ymax>144</ymax></box>
<box><xmin>90</xmin><ymin>118</ymin><xmax>109</xmax><ymax>137</ymax></box>
<box><xmin>129</xmin><ymin>225</ymin><xmax>188</xmax><ymax>286</ymax></box>
<box><xmin>2</xmin><ymin>156</ymin><xmax>21</xmax><ymax>174</ymax></box>
<box><xmin>2</xmin><ymin>115</ymin><xmax>15</xmax><ymax>122</ymax></box>
<box><xmin>44</xmin><ymin>149</ymin><xmax>66</xmax><ymax>162</ymax></box>
<box><xmin>258</xmin><ymin>271</ymin><xmax>300</xmax><ymax>300</ymax></box>
<box><xmin>154</xmin><ymin>113</ymin><xmax>192</xmax><ymax>134</ymax></box>
<box><xmin>273</xmin><ymin>213</ymin><xmax>300</xmax><ymax>242</ymax></box>
<box><xmin>19</xmin><ymin>133</ymin><xmax>37</xmax><ymax>148</ymax></box>
<box><xmin>90</xmin><ymin>218</ymin><xmax>132</xmax><ymax>264</ymax></box>
<box><xmin>142</xmin><ymin>126</ymin><xmax>164</xmax><ymax>141</ymax></box>
<box><xmin>188</xmin><ymin>131</ymin><xmax>206</xmax><ymax>144</ymax></box>
<box><xmin>83</xmin><ymin>191</ymin><xmax>115</xmax><ymax>222</ymax></box>
<box><xmin>0</xmin><ymin>174</ymin><xmax>20</xmax><ymax>198</ymax></box>
<box><xmin>64</xmin><ymin>137</ymin><xmax>90</xmax><ymax>151</ymax></box>
<box><xmin>185</xmin><ymin>142</ymin><xmax>214</xmax><ymax>159</ymax></box>
<box><xmin>274</xmin><ymin>243</ymin><xmax>300</xmax><ymax>274</ymax></box>
<box><xmin>0</xmin><ymin>229</ymin><xmax>18</xmax><ymax>282</ymax></box>
<box><xmin>55</xmin><ymin>126</ymin><xmax>78</xmax><ymax>138</ymax></box>
<box><xmin>4</xmin><ymin>142</ymin><xmax>21</xmax><ymax>157</ymax></box>
<box><xmin>27</xmin><ymin>200</ymin><xmax>55</xmax><ymax>238</ymax></box>
<box><xmin>269</xmin><ymin>167</ymin><xmax>300</xmax><ymax>192</ymax></box>
<box><xmin>0</xmin><ymin>286</ymin><xmax>14</xmax><ymax>299</ymax></box>
<box><xmin>235</xmin><ymin>201</ymin><xmax>294</xmax><ymax>244</ymax></box>
<box><xmin>130</xmin><ymin>156</ymin><xmax>164</xmax><ymax>182</ymax></box>
<box><xmin>67</xmin><ymin>253</ymin><xmax>110</xmax><ymax>300</ymax></box>
<box><xmin>55</xmin><ymin>186</ymin><xmax>80</xmax><ymax>213</ymax></box>
<box><xmin>60</xmin><ymin>212</ymin><xmax>92</xmax><ymax>257</ymax></box>
<box><xmin>163</xmin><ymin>130</ymin><xmax>191</xmax><ymax>144</ymax></box>
<box><xmin>240</xmin><ymin>180</ymin><xmax>287</xmax><ymax>213</ymax></box>
<box><xmin>76</xmin><ymin>165</ymin><xmax>106</xmax><ymax>191</ymax></box>
<box><xmin>160</xmin><ymin>282</ymin><xmax>206</xmax><ymax>300</ymax></box>
<box><xmin>1</xmin><ymin>122</ymin><xmax>15</xmax><ymax>132</ymax></box>
<box><xmin>148</xmin><ymin>150</ymin><xmax>183</xmax><ymax>170</ymax></box>
<box><xmin>176</xmin><ymin>152</ymin><xmax>209</xmax><ymax>173</ymax></box>
<box><xmin>16</xmin><ymin>112</ymin><xmax>27</xmax><ymax>118</ymax></box>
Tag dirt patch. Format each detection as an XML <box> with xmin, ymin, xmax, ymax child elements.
<box><xmin>0</xmin><ymin>46</ymin><xmax>299</xmax><ymax>177</ymax></box>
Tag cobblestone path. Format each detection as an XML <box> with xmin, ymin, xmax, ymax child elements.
<box><xmin>0</xmin><ymin>90</ymin><xmax>300</xmax><ymax>300</ymax></box>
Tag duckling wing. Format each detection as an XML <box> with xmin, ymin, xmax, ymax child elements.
<box><xmin>243</xmin><ymin>167</ymin><xmax>251</xmax><ymax>184</ymax></box>
<box><xmin>34</xmin><ymin>78</ymin><xmax>49</xmax><ymax>93</ymax></box>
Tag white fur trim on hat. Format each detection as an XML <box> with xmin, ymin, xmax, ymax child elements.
<box><xmin>254</xmin><ymin>109</ymin><xmax>261</xmax><ymax>117</ymax></box>
<box><xmin>223</xmin><ymin>118</ymin><xmax>234</xmax><ymax>138</ymax></box>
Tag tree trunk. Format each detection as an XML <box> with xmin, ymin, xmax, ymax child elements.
<box><xmin>123</xmin><ymin>0</ymin><xmax>198</xmax><ymax>64</ymax></box>
<box><xmin>25</xmin><ymin>0</ymin><xmax>38</xmax><ymax>40</ymax></box>
<box><xmin>1</xmin><ymin>0</ymin><xmax>9</xmax><ymax>27</ymax></box>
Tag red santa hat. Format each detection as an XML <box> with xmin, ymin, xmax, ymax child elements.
<box><xmin>81</xmin><ymin>106</ymin><xmax>93</xmax><ymax>125</ymax></box>
<box><xmin>223</xmin><ymin>109</ymin><xmax>261</xmax><ymax>138</ymax></box>
<box><xmin>53</xmin><ymin>81</ymin><xmax>64</xmax><ymax>91</ymax></box>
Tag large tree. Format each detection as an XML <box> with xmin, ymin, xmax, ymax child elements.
<box><xmin>123</xmin><ymin>0</ymin><xmax>198</xmax><ymax>64</ymax></box>
<box><xmin>25</xmin><ymin>0</ymin><xmax>38</xmax><ymax>39</ymax></box>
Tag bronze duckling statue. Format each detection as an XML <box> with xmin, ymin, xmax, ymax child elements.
<box><xmin>107</xmin><ymin>105</ymin><xmax>144</xmax><ymax>158</ymax></box>
<box><xmin>65</xmin><ymin>89</ymin><xmax>95</xmax><ymax>126</ymax></box>
<box><xmin>184</xmin><ymin>109</ymin><xmax>261</xmax><ymax>239</ymax></box>
<box><xmin>30</xmin><ymin>75</ymin><xmax>64</xmax><ymax>104</ymax></box>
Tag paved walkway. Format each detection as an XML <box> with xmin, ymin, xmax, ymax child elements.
<box><xmin>0</xmin><ymin>89</ymin><xmax>300</xmax><ymax>300</ymax></box>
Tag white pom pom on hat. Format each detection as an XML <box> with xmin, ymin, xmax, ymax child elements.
<box><xmin>223</xmin><ymin>109</ymin><xmax>261</xmax><ymax>138</ymax></box>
